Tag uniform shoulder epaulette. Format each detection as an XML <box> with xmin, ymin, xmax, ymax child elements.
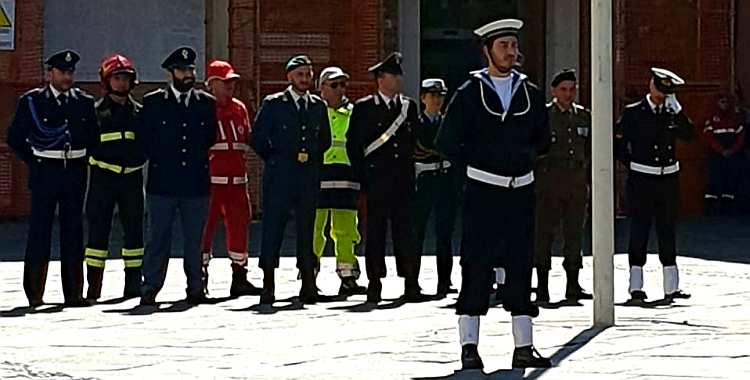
<box><xmin>625</xmin><ymin>100</ymin><xmax>642</xmax><ymax>109</ymax></box>
<box><xmin>524</xmin><ymin>80</ymin><xmax>541</xmax><ymax>91</ymax></box>
<box><xmin>573</xmin><ymin>103</ymin><xmax>591</xmax><ymax>113</ymax></box>
<box><xmin>309</xmin><ymin>93</ymin><xmax>323</xmax><ymax>103</ymax></box>
<box><xmin>144</xmin><ymin>88</ymin><xmax>166</xmax><ymax>100</ymax></box>
<box><xmin>21</xmin><ymin>87</ymin><xmax>44</xmax><ymax>99</ymax></box>
<box><xmin>355</xmin><ymin>95</ymin><xmax>374</xmax><ymax>104</ymax></box>
<box><xmin>73</xmin><ymin>87</ymin><xmax>94</xmax><ymax>100</ymax></box>
<box><xmin>195</xmin><ymin>89</ymin><xmax>215</xmax><ymax>101</ymax></box>
<box><xmin>546</xmin><ymin>101</ymin><xmax>555</xmax><ymax>108</ymax></box>
<box><xmin>94</xmin><ymin>98</ymin><xmax>105</xmax><ymax>108</ymax></box>
<box><xmin>263</xmin><ymin>91</ymin><xmax>286</xmax><ymax>102</ymax></box>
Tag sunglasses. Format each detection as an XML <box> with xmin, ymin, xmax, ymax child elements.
<box><xmin>329</xmin><ymin>81</ymin><xmax>347</xmax><ymax>89</ymax></box>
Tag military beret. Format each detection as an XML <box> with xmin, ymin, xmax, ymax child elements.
<box><xmin>368</xmin><ymin>52</ymin><xmax>403</xmax><ymax>75</ymax></box>
<box><xmin>45</xmin><ymin>50</ymin><xmax>80</xmax><ymax>71</ymax></box>
<box><xmin>551</xmin><ymin>69</ymin><xmax>577</xmax><ymax>87</ymax></box>
<box><xmin>162</xmin><ymin>47</ymin><xmax>197</xmax><ymax>70</ymax></box>
<box><xmin>286</xmin><ymin>54</ymin><xmax>313</xmax><ymax>73</ymax></box>
<box><xmin>651</xmin><ymin>67</ymin><xmax>685</xmax><ymax>94</ymax></box>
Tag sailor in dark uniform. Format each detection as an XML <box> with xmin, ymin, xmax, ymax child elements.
<box><xmin>615</xmin><ymin>67</ymin><xmax>696</xmax><ymax>304</ymax></box>
<box><xmin>250</xmin><ymin>55</ymin><xmax>331</xmax><ymax>305</ymax></box>
<box><xmin>6</xmin><ymin>50</ymin><xmax>99</xmax><ymax>307</ymax></box>
<box><xmin>412</xmin><ymin>78</ymin><xmax>459</xmax><ymax>296</ymax></box>
<box><xmin>346</xmin><ymin>52</ymin><xmax>427</xmax><ymax>303</ymax></box>
<box><xmin>139</xmin><ymin>47</ymin><xmax>217</xmax><ymax>306</ymax></box>
<box><xmin>435</xmin><ymin>19</ymin><xmax>551</xmax><ymax>369</ymax></box>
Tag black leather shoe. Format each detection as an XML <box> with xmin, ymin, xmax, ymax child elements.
<box><xmin>512</xmin><ymin>345</ymin><xmax>551</xmax><ymax>368</ymax></box>
<box><xmin>461</xmin><ymin>344</ymin><xmax>484</xmax><ymax>370</ymax></box>
<box><xmin>665</xmin><ymin>290</ymin><xmax>691</xmax><ymax>302</ymax></box>
<box><xmin>366</xmin><ymin>279</ymin><xmax>382</xmax><ymax>304</ymax></box>
<box><xmin>436</xmin><ymin>282</ymin><xmax>458</xmax><ymax>296</ymax></box>
<box><xmin>64</xmin><ymin>297</ymin><xmax>92</xmax><ymax>308</ymax></box>
<box><xmin>299</xmin><ymin>269</ymin><xmax>319</xmax><ymax>304</ymax></box>
<box><xmin>403</xmin><ymin>278</ymin><xmax>428</xmax><ymax>302</ymax></box>
<box><xmin>339</xmin><ymin>277</ymin><xmax>367</xmax><ymax>296</ymax></box>
<box><xmin>624</xmin><ymin>290</ymin><xmax>648</xmax><ymax>305</ymax></box>
<box><xmin>186</xmin><ymin>293</ymin><xmax>208</xmax><ymax>305</ymax></box>
<box><xmin>260</xmin><ymin>268</ymin><xmax>276</xmax><ymax>305</ymax></box>
<box><xmin>140</xmin><ymin>292</ymin><xmax>157</xmax><ymax>306</ymax></box>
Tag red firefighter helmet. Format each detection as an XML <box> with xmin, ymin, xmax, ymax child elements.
<box><xmin>99</xmin><ymin>54</ymin><xmax>137</xmax><ymax>89</ymax></box>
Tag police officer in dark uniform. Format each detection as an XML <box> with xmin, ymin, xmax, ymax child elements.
<box><xmin>251</xmin><ymin>54</ymin><xmax>331</xmax><ymax>305</ymax></box>
<box><xmin>412</xmin><ymin>78</ymin><xmax>458</xmax><ymax>296</ymax></box>
<box><xmin>534</xmin><ymin>69</ymin><xmax>592</xmax><ymax>304</ymax></box>
<box><xmin>139</xmin><ymin>47</ymin><xmax>217</xmax><ymax>306</ymax></box>
<box><xmin>615</xmin><ymin>67</ymin><xmax>696</xmax><ymax>304</ymax></box>
<box><xmin>346</xmin><ymin>52</ymin><xmax>427</xmax><ymax>304</ymax></box>
<box><xmin>6</xmin><ymin>50</ymin><xmax>98</xmax><ymax>307</ymax></box>
<box><xmin>436</xmin><ymin>19</ymin><xmax>551</xmax><ymax>369</ymax></box>
<box><xmin>84</xmin><ymin>54</ymin><xmax>146</xmax><ymax>301</ymax></box>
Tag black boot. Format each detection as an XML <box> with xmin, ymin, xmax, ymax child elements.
<box><xmin>366</xmin><ymin>278</ymin><xmax>382</xmax><ymax>304</ymax></box>
<box><xmin>625</xmin><ymin>290</ymin><xmax>648</xmax><ymax>305</ymax></box>
<box><xmin>512</xmin><ymin>345</ymin><xmax>551</xmax><ymax>368</ymax></box>
<box><xmin>535</xmin><ymin>268</ymin><xmax>550</xmax><ymax>304</ymax></box>
<box><xmin>299</xmin><ymin>268</ymin><xmax>318</xmax><ymax>304</ymax></box>
<box><xmin>123</xmin><ymin>268</ymin><xmax>142</xmax><ymax>299</ymax></box>
<box><xmin>461</xmin><ymin>344</ymin><xmax>484</xmax><ymax>370</ymax></box>
<box><xmin>86</xmin><ymin>265</ymin><xmax>105</xmax><ymax>301</ymax></box>
<box><xmin>260</xmin><ymin>268</ymin><xmax>275</xmax><ymax>305</ymax></box>
<box><xmin>565</xmin><ymin>268</ymin><xmax>593</xmax><ymax>301</ymax></box>
<box><xmin>339</xmin><ymin>277</ymin><xmax>367</xmax><ymax>296</ymax></box>
<box><xmin>665</xmin><ymin>290</ymin><xmax>691</xmax><ymax>302</ymax></box>
<box><xmin>24</xmin><ymin>261</ymin><xmax>49</xmax><ymax>307</ymax></box>
<box><xmin>403</xmin><ymin>277</ymin><xmax>428</xmax><ymax>302</ymax></box>
<box><xmin>230</xmin><ymin>264</ymin><xmax>263</xmax><ymax>297</ymax></box>
<box><xmin>436</xmin><ymin>255</ymin><xmax>457</xmax><ymax>295</ymax></box>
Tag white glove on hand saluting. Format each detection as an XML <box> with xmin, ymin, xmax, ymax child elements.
<box><xmin>664</xmin><ymin>94</ymin><xmax>682</xmax><ymax>114</ymax></box>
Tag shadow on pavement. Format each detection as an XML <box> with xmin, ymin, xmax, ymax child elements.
<box><xmin>1</xmin><ymin>304</ymin><xmax>65</xmax><ymax>317</ymax></box>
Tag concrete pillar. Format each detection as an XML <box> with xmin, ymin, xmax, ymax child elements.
<box><xmin>591</xmin><ymin>0</ymin><xmax>615</xmax><ymax>327</ymax></box>
<box><xmin>546</xmin><ymin>0</ymin><xmax>580</xmax><ymax>93</ymax></box>
<box><xmin>399</xmin><ymin>0</ymin><xmax>420</xmax><ymax>99</ymax></box>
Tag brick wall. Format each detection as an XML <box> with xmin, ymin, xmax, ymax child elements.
<box><xmin>229</xmin><ymin>0</ymin><xmax>383</xmax><ymax>213</ymax></box>
<box><xmin>0</xmin><ymin>0</ymin><xmax>43</xmax><ymax>218</ymax></box>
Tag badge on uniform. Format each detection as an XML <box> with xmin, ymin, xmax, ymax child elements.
<box><xmin>297</xmin><ymin>152</ymin><xmax>309</xmax><ymax>163</ymax></box>
<box><xmin>577</xmin><ymin>126</ymin><xmax>589</xmax><ymax>137</ymax></box>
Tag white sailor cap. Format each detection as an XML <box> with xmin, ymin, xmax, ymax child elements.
<box><xmin>421</xmin><ymin>78</ymin><xmax>447</xmax><ymax>94</ymax></box>
<box><xmin>651</xmin><ymin>67</ymin><xmax>685</xmax><ymax>94</ymax></box>
<box><xmin>473</xmin><ymin>19</ymin><xmax>524</xmax><ymax>41</ymax></box>
<box><xmin>319</xmin><ymin>66</ymin><xmax>350</xmax><ymax>82</ymax></box>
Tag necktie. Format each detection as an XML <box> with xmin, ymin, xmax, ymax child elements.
<box><xmin>298</xmin><ymin>97</ymin><xmax>307</xmax><ymax>112</ymax></box>
<box><xmin>388</xmin><ymin>99</ymin><xmax>395</xmax><ymax>111</ymax></box>
<box><xmin>57</xmin><ymin>93</ymin><xmax>68</xmax><ymax>106</ymax></box>
<box><xmin>179</xmin><ymin>93</ymin><xmax>188</xmax><ymax>107</ymax></box>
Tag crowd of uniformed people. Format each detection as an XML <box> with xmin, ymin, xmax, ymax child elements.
<box><xmin>6</xmin><ymin>17</ymin><xmax>705</xmax><ymax>369</ymax></box>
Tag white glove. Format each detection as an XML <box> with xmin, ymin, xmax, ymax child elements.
<box><xmin>665</xmin><ymin>94</ymin><xmax>682</xmax><ymax>114</ymax></box>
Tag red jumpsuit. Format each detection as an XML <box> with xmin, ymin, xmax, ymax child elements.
<box><xmin>201</xmin><ymin>98</ymin><xmax>252</xmax><ymax>267</ymax></box>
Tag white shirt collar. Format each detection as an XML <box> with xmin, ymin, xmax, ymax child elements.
<box><xmin>378</xmin><ymin>91</ymin><xmax>396</xmax><ymax>106</ymax></box>
<box><xmin>170</xmin><ymin>84</ymin><xmax>194</xmax><ymax>106</ymax></box>
<box><xmin>553</xmin><ymin>98</ymin><xmax>578</xmax><ymax>114</ymax></box>
<box><xmin>646</xmin><ymin>94</ymin><xmax>661</xmax><ymax>113</ymax></box>
<box><xmin>286</xmin><ymin>85</ymin><xmax>310</xmax><ymax>107</ymax></box>
<box><xmin>49</xmin><ymin>85</ymin><xmax>70</xmax><ymax>100</ymax></box>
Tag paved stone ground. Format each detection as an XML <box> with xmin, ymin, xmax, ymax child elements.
<box><xmin>1</xmin><ymin>254</ymin><xmax>748</xmax><ymax>380</ymax></box>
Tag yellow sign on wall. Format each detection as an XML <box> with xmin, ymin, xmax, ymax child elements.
<box><xmin>0</xmin><ymin>0</ymin><xmax>15</xmax><ymax>50</ymax></box>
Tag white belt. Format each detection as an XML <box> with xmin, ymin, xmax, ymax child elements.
<box><xmin>210</xmin><ymin>142</ymin><xmax>249</xmax><ymax>151</ymax></box>
<box><xmin>211</xmin><ymin>175</ymin><xmax>248</xmax><ymax>185</ymax></box>
<box><xmin>320</xmin><ymin>180</ymin><xmax>361</xmax><ymax>191</ymax></box>
<box><xmin>415</xmin><ymin>160</ymin><xmax>451</xmax><ymax>177</ymax></box>
<box><xmin>466</xmin><ymin>166</ymin><xmax>534</xmax><ymax>188</ymax></box>
<box><xmin>629</xmin><ymin>162</ymin><xmax>680</xmax><ymax>175</ymax></box>
<box><xmin>32</xmin><ymin>148</ymin><xmax>86</xmax><ymax>159</ymax></box>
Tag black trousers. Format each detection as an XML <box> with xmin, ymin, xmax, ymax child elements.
<box><xmin>456</xmin><ymin>180</ymin><xmax>536</xmax><ymax>317</ymax></box>
<box><xmin>259</xmin><ymin>164</ymin><xmax>319</xmax><ymax>271</ymax></box>
<box><xmin>627</xmin><ymin>172</ymin><xmax>678</xmax><ymax>267</ymax></box>
<box><xmin>706</xmin><ymin>153</ymin><xmax>742</xmax><ymax>198</ymax></box>
<box><xmin>365</xmin><ymin>171</ymin><xmax>420</xmax><ymax>280</ymax></box>
<box><xmin>24</xmin><ymin>159</ymin><xmax>87</xmax><ymax>304</ymax></box>
<box><xmin>413</xmin><ymin>167</ymin><xmax>458</xmax><ymax>282</ymax></box>
<box><xmin>85</xmin><ymin>167</ymin><xmax>144</xmax><ymax>268</ymax></box>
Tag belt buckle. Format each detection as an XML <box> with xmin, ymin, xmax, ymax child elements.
<box><xmin>660</xmin><ymin>167</ymin><xmax>665</xmax><ymax>175</ymax></box>
<box><xmin>509</xmin><ymin>177</ymin><xmax>517</xmax><ymax>188</ymax></box>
